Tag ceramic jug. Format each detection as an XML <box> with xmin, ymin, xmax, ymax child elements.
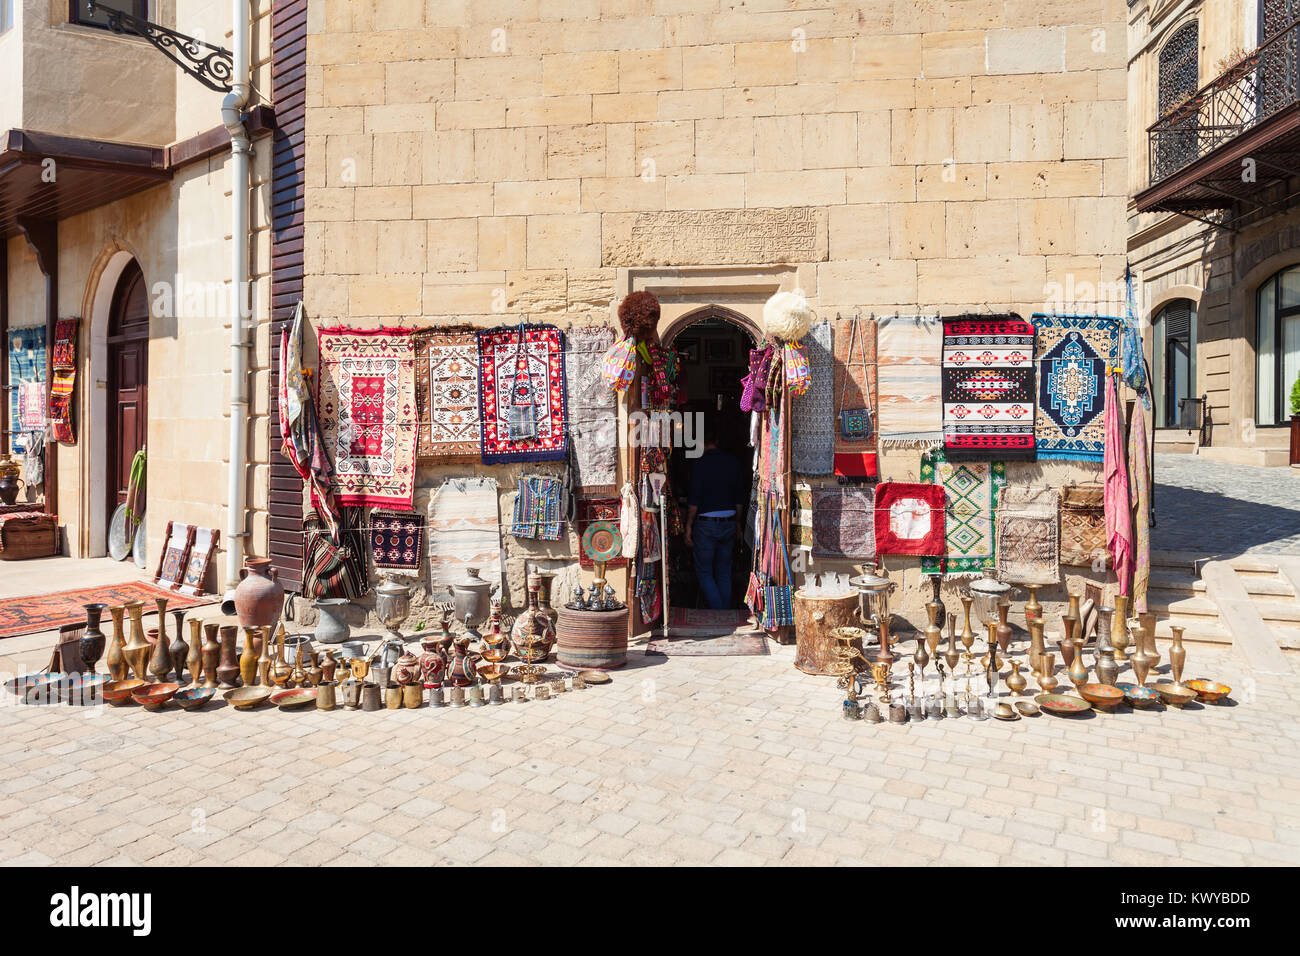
<box><xmin>393</xmin><ymin>652</ymin><xmax>421</xmax><ymax>686</ymax></box>
<box><xmin>418</xmin><ymin>639</ymin><xmax>446</xmax><ymax>687</ymax></box>
<box><xmin>447</xmin><ymin>635</ymin><xmax>479</xmax><ymax>687</ymax></box>
<box><xmin>231</xmin><ymin>557</ymin><xmax>284</xmax><ymax>629</ymax></box>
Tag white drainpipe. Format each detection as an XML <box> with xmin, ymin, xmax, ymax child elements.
<box><xmin>221</xmin><ymin>0</ymin><xmax>251</xmax><ymax>610</ymax></box>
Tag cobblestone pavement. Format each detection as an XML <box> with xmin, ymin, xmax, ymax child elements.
<box><xmin>1154</xmin><ymin>454</ymin><xmax>1300</xmax><ymax>555</ymax></box>
<box><xmin>1</xmin><ymin>638</ymin><xmax>1296</xmax><ymax>866</ymax></box>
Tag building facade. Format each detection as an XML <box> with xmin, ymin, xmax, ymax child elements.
<box><xmin>1129</xmin><ymin>0</ymin><xmax>1300</xmax><ymax>464</ymax></box>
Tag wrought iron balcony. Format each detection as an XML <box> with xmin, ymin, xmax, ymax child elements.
<box><xmin>1137</xmin><ymin>19</ymin><xmax>1300</xmax><ymax>217</ymax></box>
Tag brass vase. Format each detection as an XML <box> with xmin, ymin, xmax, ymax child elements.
<box><xmin>1139</xmin><ymin>612</ymin><xmax>1160</xmax><ymax>671</ymax></box>
<box><xmin>995</xmin><ymin>601</ymin><xmax>1012</xmax><ymax>655</ymax></box>
<box><xmin>1039</xmin><ymin>652</ymin><xmax>1058</xmax><ymax>693</ymax></box>
<box><xmin>1006</xmin><ymin>660</ymin><xmax>1027</xmax><ymax>696</ymax></box>
<box><xmin>257</xmin><ymin>626</ymin><xmax>274</xmax><ymax>687</ymax></box>
<box><xmin>1131</xmin><ymin>646</ymin><xmax>1151</xmax><ymax>687</ymax></box>
<box><xmin>1111</xmin><ymin>594</ymin><xmax>1129</xmax><ymax>662</ymax></box>
<box><xmin>1024</xmin><ymin>585</ymin><xmax>1042</xmax><ymax>624</ymax></box>
<box><xmin>122</xmin><ymin>601</ymin><xmax>152</xmax><ymax>682</ymax></box>
<box><xmin>239</xmin><ymin>627</ymin><xmax>259</xmax><ymax>687</ymax></box>
<box><xmin>271</xmin><ymin>626</ymin><xmax>294</xmax><ymax>688</ymax></box>
<box><xmin>924</xmin><ymin>600</ymin><xmax>943</xmax><ymax>659</ymax></box>
<box><xmin>959</xmin><ymin>595</ymin><xmax>975</xmax><ymax>653</ymax></box>
<box><xmin>1094</xmin><ymin>605</ymin><xmax>1115</xmax><ymax>656</ymax></box>
<box><xmin>1064</xmin><ymin>592</ymin><xmax>1081</xmax><ymax>644</ymax></box>
<box><xmin>912</xmin><ymin>631</ymin><xmax>930</xmax><ymax>680</ymax></box>
<box><xmin>1097</xmin><ymin>647</ymin><xmax>1119</xmax><ymax>686</ymax></box>
<box><xmin>1169</xmin><ymin>625</ymin><xmax>1187</xmax><ymax>686</ymax></box>
<box><xmin>154</xmin><ymin>596</ymin><xmax>170</xmax><ymax>647</ymax></box>
<box><xmin>105</xmin><ymin>605</ymin><xmax>129</xmax><ymax>681</ymax></box>
<box><xmin>1027</xmin><ymin>617</ymin><xmax>1046</xmax><ymax>674</ymax></box>
<box><xmin>944</xmin><ymin>614</ymin><xmax>961</xmax><ymax>671</ymax></box>
<box><xmin>1068</xmin><ymin>634</ymin><xmax>1089</xmax><ymax>688</ymax></box>
<box><xmin>217</xmin><ymin>625</ymin><xmax>241</xmax><ymax>687</ymax></box>
<box><xmin>185</xmin><ymin>618</ymin><xmax>204</xmax><ymax>687</ymax></box>
<box><xmin>200</xmin><ymin>623</ymin><xmax>221</xmax><ymax>690</ymax></box>
<box><xmin>1059</xmin><ymin>617</ymin><xmax>1076</xmax><ymax>671</ymax></box>
<box><xmin>169</xmin><ymin>611</ymin><xmax>190</xmax><ymax>684</ymax></box>
<box><xmin>147</xmin><ymin>627</ymin><xmax>173</xmax><ymax>682</ymax></box>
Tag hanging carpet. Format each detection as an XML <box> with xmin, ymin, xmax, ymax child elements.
<box><xmin>811</xmin><ymin>486</ymin><xmax>876</xmax><ymax>560</ymax></box>
<box><xmin>49</xmin><ymin>318</ymin><xmax>79</xmax><ymax>446</ymax></box>
<box><xmin>942</xmin><ymin>314</ymin><xmax>1035</xmax><ymax>459</ymax></box>
<box><xmin>7</xmin><ymin>327</ymin><xmax>46</xmax><ymax>454</ymax></box>
<box><xmin>478</xmin><ymin>324</ymin><xmax>568</xmax><ymax>464</ymax></box>
<box><xmin>316</xmin><ymin>327</ymin><xmax>417</xmax><ymax>510</ymax></box>
<box><xmin>370</xmin><ymin>510</ymin><xmax>425</xmax><ymax>573</ymax></box>
<box><xmin>995</xmin><ymin>485</ymin><xmax>1060</xmax><ymax>586</ymax></box>
<box><xmin>876</xmin><ymin>315</ymin><xmax>943</xmax><ymax>448</ymax></box>
<box><xmin>919</xmin><ymin>449</ymin><xmax>1005</xmax><ymax>578</ymax></box>
<box><xmin>873</xmin><ymin>481</ymin><xmax>946</xmax><ymax>557</ymax></box>
<box><xmin>427</xmin><ymin>476</ymin><xmax>503</xmax><ymax>596</ymax></box>
<box><xmin>791</xmin><ymin>319</ymin><xmax>834</xmax><ymax>476</ymax></box>
<box><xmin>565</xmin><ymin>326</ymin><xmax>619</xmax><ymax>492</ymax></box>
<box><xmin>1060</xmin><ymin>485</ymin><xmax>1108</xmax><ymax>568</ymax></box>
<box><xmin>414</xmin><ymin>328</ymin><xmax>481</xmax><ymax>462</ymax></box>
<box><xmin>1033</xmin><ymin>314</ymin><xmax>1117</xmax><ymax>462</ymax></box>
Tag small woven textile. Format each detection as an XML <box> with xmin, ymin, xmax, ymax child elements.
<box><xmin>178</xmin><ymin>526</ymin><xmax>219</xmax><ymax>596</ymax></box>
<box><xmin>414</xmin><ymin>328</ymin><xmax>481</xmax><ymax>461</ymax></box>
<box><xmin>942</xmin><ymin>314</ymin><xmax>1036</xmax><ymax>459</ymax></box>
<box><xmin>577</xmin><ymin>497</ymin><xmax>626</xmax><ymax>569</ymax></box>
<box><xmin>835</xmin><ymin>314</ymin><xmax>876</xmax><ymax>449</ymax></box>
<box><xmin>877</xmin><ymin>315</ymin><xmax>943</xmax><ymax>448</ymax></box>
<box><xmin>316</xmin><ymin>327</ymin><xmax>417</xmax><ymax>510</ymax></box>
<box><xmin>370</xmin><ymin>511</ymin><xmax>425</xmax><ymax>572</ymax></box>
<box><xmin>873</xmin><ymin>482</ymin><xmax>946</xmax><ymax>557</ymax></box>
<box><xmin>919</xmin><ymin>449</ymin><xmax>1005</xmax><ymax>578</ymax></box>
<box><xmin>1060</xmin><ymin>486</ymin><xmax>1108</xmax><ymax>568</ymax></box>
<box><xmin>427</xmin><ymin>476</ymin><xmax>503</xmax><ymax>595</ymax></box>
<box><xmin>478</xmin><ymin>324</ymin><xmax>568</xmax><ymax>464</ymax></box>
<box><xmin>995</xmin><ymin>486</ymin><xmax>1060</xmax><ymax>586</ymax></box>
<box><xmin>791</xmin><ymin>319</ymin><xmax>834</xmax><ymax>476</ymax></box>
<box><xmin>511</xmin><ymin>475</ymin><xmax>565</xmax><ymax>541</ymax></box>
<box><xmin>7</xmin><ymin>326</ymin><xmax>46</xmax><ymax>453</ymax></box>
<box><xmin>18</xmin><ymin>380</ymin><xmax>45</xmax><ymax>432</ymax></box>
<box><xmin>51</xmin><ymin>319</ymin><xmax>78</xmax><ymax>369</ymax></box>
<box><xmin>155</xmin><ymin>522</ymin><xmax>195</xmax><ymax>590</ymax></box>
<box><xmin>811</xmin><ymin>486</ymin><xmax>876</xmax><ymax>560</ymax></box>
<box><xmin>48</xmin><ymin>319</ymin><xmax>79</xmax><ymax>445</ymax></box>
<box><xmin>790</xmin><ymin>482</ymin><xmax>813</xmax><ymax>551</ymax></box>
<box><xmin>565</xmin><ymin>326</ymin><xmax>618</xmax><ymax>492</ymax></box>
<box><xmin>1033</xmin><ymin>314</ymin><xmax>1118</xmax><ymax>462</ymax></box>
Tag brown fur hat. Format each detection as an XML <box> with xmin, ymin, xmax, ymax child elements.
<box><xmin>617</xmin><ymin>291</ymin><xmax>661</xmax><ymax>342</ymax></box>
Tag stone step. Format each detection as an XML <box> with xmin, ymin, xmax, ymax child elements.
<box><xmin>1228</xmin><ymin>555</ymin><xmax>1282</xmax><ymax>577</ymax></box>
<box><xmin>1243</xmin><ymin>576</ymin><xmax>1298</xmax><ymax>599</ymax></box>
<box><xmin>1147</xmin><ymin>594</ymin><xmax>1220</xmax><ymax>620</ymax></box>
<box><xmin>1252</xmin><ymin>600</ymin><xmax>1300</xmax><ymax>625</ymax></box>
<box><xmin>1147</xmin><ymin>570</ymin><xmax>1203</xmax><ymax>594</ymax></box>
<box><xmin>1148</xmin><ymin>620</ymin><xmax>1232</xmax><ymax>646</ymax></box>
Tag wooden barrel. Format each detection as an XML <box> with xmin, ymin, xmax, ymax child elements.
<box><xmin>556</xmin><ymin>606</ymin><xmax>629</xmax><ymax>669</ymax></box>
<box><xmin>793</xmin><ymin>590</ymin><xmax>862</xmax><ymax>676</ymax></box>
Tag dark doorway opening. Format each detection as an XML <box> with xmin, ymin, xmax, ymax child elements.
<box><xmin>666</xmin><ymin>310</ymin><xmax>757</xmax><ymax>611</ymax></box>
<box><xmin>106</xmin><ymin>261</ymin><xmax>149</xmax><ymax>529</ymax></box>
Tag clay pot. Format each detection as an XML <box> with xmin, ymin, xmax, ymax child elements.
<box><xmin>418</xmin><ymin>640</ymin><xmax>446</xmax><ymax>687</ymax></box>
<box><xmin>231</xmin><ymin>557</ymin><xmax>283</xmax><ymax>629</ymax></box>
<box><xmin>393</xmin><ymin>652</ymin><xmax>421</xmax><ymax>686</ymax></box>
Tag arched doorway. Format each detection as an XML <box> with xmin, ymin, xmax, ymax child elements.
<box><xmin>663</xmin><ymin>305</ymin><xmax>759</xmax><ymax>612</ymax></box>
<box><xmin>105</xmin><ymin>261</ymin><xmax>149</xmax><ymax>530</ymax></box>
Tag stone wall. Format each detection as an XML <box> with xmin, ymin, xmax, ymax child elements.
<box><xmin>302</xmin><ymin>1</ymin><xmax>1132</xmax><ymax>629</ymax></box>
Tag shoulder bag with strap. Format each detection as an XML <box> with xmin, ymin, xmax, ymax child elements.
<box><xmin>761</xmin><ymin>506</ymin><xmax>795</xmax><ymax>629</ymax></box>
<box><xmin>838</xmin><ymin>315</ymin><xmax>874</xmax><ymax>441</ymax></box>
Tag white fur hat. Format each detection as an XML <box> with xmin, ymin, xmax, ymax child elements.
<box><xmin>762</xmin><ymin>291</ymin><xmax>813</xmax><ymax>343</ymax></box>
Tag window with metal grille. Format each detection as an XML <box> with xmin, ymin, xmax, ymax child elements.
<box><xmin>1153</xmin><ymin>299</ymin><xmax>1197</xmax><ymax>429</ymax></box>
<box><xmin>1261</xmin><ymin>0</ymin><xmax>1299</xmax><ymax>41</ymax></box>
<box><xmin>1158</xmin><ymin>22</ymin><xmax>1200</xmax><ymax>115</ymax></box>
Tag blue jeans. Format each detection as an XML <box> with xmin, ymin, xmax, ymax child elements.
<box><xmin>692</xmin><ymin>519</ymin><xmax>735</xmax><ymax>610</ymax></box>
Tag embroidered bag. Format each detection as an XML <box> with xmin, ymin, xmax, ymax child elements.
<box><xmin>600</xmin><ymin>335</ymin><xmax>638</xmax><ymax>392</ymax></box>
<box><xmin>761</xmin><ymin>507</ymin><xmax>795</xmax><ymax>628</ymax></box>
<box><xmin>740</xmin><ymin>345</ymin><xmax>773</xmax><ymax>413</ymax></box>
<box><xmin>505</xmin><ymin>325</ymin><xmax>538</xmax><ymax>442</ymax></box>
<box><xmin>783</xmin><ymin>342</ymin><xmax>811</xmax><ymax>397</ymax></box>
<box><xmin>838</xmin><ymin>316</ymin><xmax>874</xmax><ymax>441</ymax></box>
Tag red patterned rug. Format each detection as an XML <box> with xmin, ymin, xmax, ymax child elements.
<box><xmin>0</xmin><ymin>582</ymin><xmax>212</xmax><ymax>639</ymax></box>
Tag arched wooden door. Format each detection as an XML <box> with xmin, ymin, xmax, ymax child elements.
<box><xmin>106</xmin><ymin>262</ymin><xmax>149</xmax><ymax>527</ymax></box>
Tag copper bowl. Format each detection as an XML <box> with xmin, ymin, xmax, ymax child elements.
<box><xmin>1034</xmin><ymin>693</ymin><xmax>1092</xmax><ymax>716</ymax></box>
<box><xmin>1185</xmin><ymin>678</ymin><xmax>1231</xmax><ymax>703</ymax></box>
<box><xmin>270</xmin><ymin>688</ymin><xmax>317</xmax><ymax>710</ymax></box>
<box><xmin>1115</xmin><ymin>682</ymin><xmax>1159</xmax><ymax>708</ymax></box>
<box><xmin>3</xmin><ymin>673</ymin><xmax>53</xmax><ymax>698</ymax></box>
<box><xmin>1153</xmin><ymin>682</ymin><xmax>1197</xmax><ymax>707</ymax></box>
<box><xmin>102</xmin><ymin>679</ymin><xmax>149</xmax><ymax>706</ymax></box>
<box><xmin>224</xmin><ymin>686</ymin><xmax>272</xmax><ymax>710</ymax></box>
<box><xmin>174</xmin><ymin>686</ymin><xmax>216</xmax><ymax>711</ymax></box>
<box><xmin>1015</xmin><ymin>701</ymin><xmax>1041</xmax><ymax>717</ymax></box>
<box><xmin>1077</xmin><ymin>683</ymin><xmax>1124</xmax><ymax>711</ymax></box>
<box><xmin>477</xmin><ymin>663</ymin><xmax>511</xmax><ymax>684</ymax></box>
<box><xmin>132</xmin><ymin>682</ymin><xmax>179</xmax><ymax>711</ymax></box>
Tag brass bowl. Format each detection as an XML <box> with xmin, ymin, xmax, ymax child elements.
<box><xmin>1034</xmin><ymin>693</ymin><xmax>1093</xmax><ymax>716</ymax></box>
<box><xmin>1115</xmin><ymin>682</ymin><xmax>1159</xmax><ymax>708</ymax></box>
<box><xmin>1015</xmin><ymin>701</ymin><xmax>1041</xmax><ymax>717</ymax></box>
<box><xmin>1076</xmin><ymin>683</ymin><xmax>1124</xmax><ymax>711</ymax></box>
<box><xmin>174</xmin><ymin>686</ymin><xmax>216</xmax><ymax>711</ymax></box>
<box><xmin>224</xmin><ymin>686</ymin><xmax>272</xmax><ymax>710</ymax></box>
<box><xmin>132</xmin><ymin>682</ymin><xmax>179</xmax><ymax>711</ymax></box>
<box><xmin>477</xmin><ymin>663</ymin><xmax>511</xmax><ymax>684</ymax></box>
<box><xmin>1152</xmin><ymin>682</ymin><xmax>1197</xmax><ymax>707</ymax></box>
<box><xmin>1185</xmin><ymin>678</ymin><xmax>1231</xmax><ymax>703</ymax></box>
<box><xmin>103</xmin><ymin>679</ymin><xmax>149</xmax><ymax>706</ymax></box>
<box><xmin>991</xmin><ymin>701</ymin><xmax>1020</xmax><ymax>721</ymax></box>
<box><xmin>577</xmin><ymin>669</ymin><xmax>611</xmax><ymax>685</ymax></box>
<box><xmin>479</xmin><ymin>646</ymin><xmax>509</xmax><ymax>664</ymax></box>
<box><xmin>270</xmin><ymin>688</ymin><xmax>317</xmax><ymax>710</ymax></box>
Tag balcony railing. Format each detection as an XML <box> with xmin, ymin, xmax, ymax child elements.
<box><xmin>1148</xmin><ymin>20</ymin><xmax>1300</xmax><ymax>184</ymax></box>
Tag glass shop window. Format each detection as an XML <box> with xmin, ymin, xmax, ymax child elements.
<box><xmin>1</xmin><ymin>0</ymin><xmax>13</xmax><ymax>35</ymax></box>
<box><xmin>69</xmin><ymin>0</ymin><xmax>149</xmax><ymax>31</ymax></box>
<box><xmin>1153</xmin><ymin>299</ymin><xmax>1197</xmax><ymax>429</ymax></box>
<box><xmin>1256</xmin><ymin>264</ymin><xmax>1300</xmax><ymax>427</ymax></box>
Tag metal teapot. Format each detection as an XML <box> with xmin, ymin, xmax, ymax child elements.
<box><xmin>446</xmin><ymin>567</ymin><xmax>497</xmax><ymax>628</ymax></box>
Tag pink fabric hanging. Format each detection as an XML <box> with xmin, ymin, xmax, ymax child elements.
<box><xmin>1104</xmin><ymin>372</ymin><xmax>1134</xmax><ymax>596</ymax></box>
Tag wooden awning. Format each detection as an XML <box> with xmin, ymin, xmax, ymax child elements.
<box><xmin>0</xmin><ymin>130</ymin><xmax>171</xmax><ymax>240</ymax></box>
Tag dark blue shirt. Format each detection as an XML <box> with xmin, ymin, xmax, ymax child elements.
<box><xmin>688</xmin><ymin>448</ymin><xmax>744</xmax><ymax>515</ymax></box>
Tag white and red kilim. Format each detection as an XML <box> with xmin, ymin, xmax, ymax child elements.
<box><xmin>315</xmin><ymin>327</ymin><xmax>417</xmax><ymax>510</ymax></box>
<box><xmin>941</xmin><ymin>315</ymin><xmax>1036</xmax><ymax>459</ymax></box>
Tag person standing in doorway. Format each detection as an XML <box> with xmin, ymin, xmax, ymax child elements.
<box><xmin>685</xmin><ymin>426</ymin><xmax>744</xmax><ymax>610</ymax></box>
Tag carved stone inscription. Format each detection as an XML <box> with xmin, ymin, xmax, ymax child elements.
<box><xmin>602</xmin><ymin>207</ymin><xmax>828</xmax><ymax>266</ymax></box>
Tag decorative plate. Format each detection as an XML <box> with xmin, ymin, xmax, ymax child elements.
<box><xmin>577</xmin><ymin>669</ymin><xmax>611</xmax><ymax>685</ymax></box>
<box><xmin>270</xmin><ymin>688</ymin><xmax>317</xmax><ymax>709</ymax></box>
<box><xmin>132</xmin><ymin>517</ymin><xmax>148</xmax><ymax>570</ymax></box>
<box><xmin>581</xmin><ymin>521</ymin><xmax>622</xmax><ymax>563</ymax></box>
<box><xmin>1115</xmin><ymin>682</ymin><xmax>1159</xmax><ymax>708</ymax></box>
<box><xmin>108</xmin><ymin>504</ymin><xmax>131</xmax><ymax>561</ymax></box>
<box><xmin>1034</xmin><ymin>693</ymin><xmax>1092</xmax><ymax>716</ymax></box>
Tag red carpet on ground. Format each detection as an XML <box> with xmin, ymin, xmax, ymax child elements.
<box><xmin>0</xmin><ymin>582</ymin><xmax>211</xmax><ymax>639</ymax></box>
